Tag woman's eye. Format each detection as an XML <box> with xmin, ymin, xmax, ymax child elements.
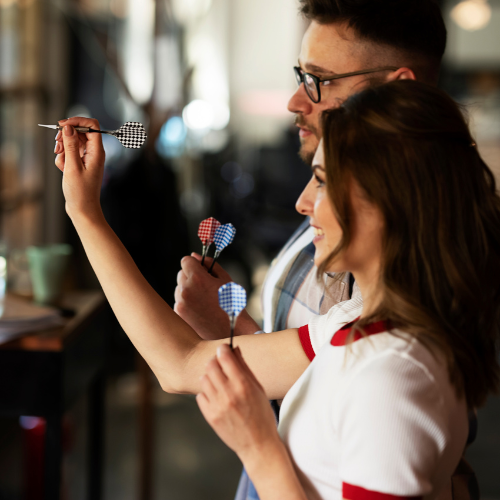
<box><xmin>314</xmin><ymin>175</ymin><xmax>325</xmax><ymax>187</ymax></box>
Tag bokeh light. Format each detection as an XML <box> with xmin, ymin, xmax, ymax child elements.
<box><xmin>156</xmin><ymin>116</ymin><xmax>187</xmax><ymax>158</ymax></box>
<box><xmin>451</xmin><ymin>0</ymin><xmax>492</xmax><ymax>31</ymax></box>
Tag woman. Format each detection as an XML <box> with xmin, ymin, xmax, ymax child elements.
<box><xmin>55</xmin><ymin>80</ymin><xmax>500</xmax><ymax>500</ymax></box>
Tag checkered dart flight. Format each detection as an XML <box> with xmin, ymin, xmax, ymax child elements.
<box><xmin>38</xmin><ymin>122</ymin><xmax>147</xmax><ymax>149</ymax></box>
<box><xmin>218</xmin><ymin>282</ymin><xmax>247</xmax><ymax>349</ymax></box>
<box><xmin>198</xmin><ymin>217</ymin><xmax>221</xmax><ymax>266</ymax></box>
<box><xmin>208</xmin><ymin>223</ymin><xmax>236</xmax><ymax>275</ymax></box>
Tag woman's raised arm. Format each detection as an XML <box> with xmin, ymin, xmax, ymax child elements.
<box><xmin>55</xmin><ymin>117</ymin><xmax>309</xmax><ymax>399</ymax></box>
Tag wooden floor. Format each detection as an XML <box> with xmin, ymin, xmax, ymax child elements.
<box><xmin>0</xmin><ymin>372</ymin><xmax>498</xmax><ymax>500</ymax></box>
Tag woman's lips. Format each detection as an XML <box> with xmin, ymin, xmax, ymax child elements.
<box><xmin>312</xmin><ymin>226</ymin><xmax>324</xmax><ymax>243</ymax></box>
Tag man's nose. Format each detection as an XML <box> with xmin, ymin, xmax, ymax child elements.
<box><xmin>288</xmin><ymin>84</ymin><xmax>313</xmax><ymax>115</ymax></box>
<box><xmin>296</xmin><ymin>178</ymin><xmax>315</xmax><ymax>216</ymax></box>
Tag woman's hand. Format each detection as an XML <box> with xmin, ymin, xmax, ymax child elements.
<box><xmin>54</xmin><ymin>117</ymin><xmax>105</xmax><ymax>222</ymax></box>
<box><xmin>197</xmin><ymin>343</ymin><xmax>281</xmax><ymax>464</ymax></box>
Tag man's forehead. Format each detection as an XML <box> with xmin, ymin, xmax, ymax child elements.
<box><xmin>299</xmin><ymin>21</ymin><xmax>369</xmax><ymax>74</ymax></box>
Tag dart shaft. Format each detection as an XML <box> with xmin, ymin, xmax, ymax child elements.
<box><xmin>208</xmin><ymin>253</ymin><xmax>219</xmax><ymax>275</ymax></box>
<box><xmin>52</xmin><ymin>126</ymin><xmax>111</xmax><ymax>134</ymax></box>
<box><xmin>229</xmin><ymin>315</ymin><xmax>236</xmax><ymax>350</ymax></box>
<box><xmin>201</xmin><ymin>245</ymin><xmax>208</xmax><ymax>266</ymax></box>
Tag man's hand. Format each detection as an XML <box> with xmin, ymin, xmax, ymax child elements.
<box><xmin>174</xmin><ymin>253</ymin><xmax>261</xmax><ymax>340</ymax></box>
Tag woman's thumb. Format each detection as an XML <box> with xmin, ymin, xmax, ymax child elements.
<box><xmin>61</xmin><ymin>125</ymin><xmax>82</xmax><ymax>170</ymax></box>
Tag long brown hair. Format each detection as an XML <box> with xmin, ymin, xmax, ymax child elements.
<box><xmin>321</xmin><ymin>80</ymin><xmax>500</xmax><ymax>408</ymax></box>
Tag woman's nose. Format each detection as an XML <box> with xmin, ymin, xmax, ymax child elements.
<box><xmin>296</xmin><ymin>178</ymin><xmax>315</xmax><ymax>216</ymax></box>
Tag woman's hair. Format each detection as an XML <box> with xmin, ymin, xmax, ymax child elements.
<box><xmin>321</xmin><ymin>80</ymin><xmax>500</xmax><ymax>408</ymax></box>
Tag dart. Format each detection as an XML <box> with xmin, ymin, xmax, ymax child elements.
<box><xmin>39</xmin><ymin>121</ymin><xmax>147</xmax><ymax>149</ymax></box>
<box><xmin>218</xmin><ymin>282</ymin><xmax>247</xmax><ymax>349</ymax></box>
<box><xmin>198</xmin><ymin>217</ymin><xmax>221</xmax><ymax>265</ymax></box>
<box><xmin>208</xmin><ymin>223</ymin><xmax>236</xmax><ymax>275</ymax></box>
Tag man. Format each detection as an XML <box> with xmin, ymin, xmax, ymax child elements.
<box><xmin>174</xmin><ymin>1</ymin><xmax>478</xmax><ymax>499</ymax></box>
<box><xmin>175</xmin><ymin>0</ymin><xmax>445</xmax><ymax>341</ymax></box>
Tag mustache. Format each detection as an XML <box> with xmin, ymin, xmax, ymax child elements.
<box><xmin>294</xmin><ymin>115</ymin><xmax>319</xmax><ymax>138</ymax></box>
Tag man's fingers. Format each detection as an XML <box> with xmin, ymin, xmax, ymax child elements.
<box><xmin>176</xmin><ymin>269</ymin><xmax>187</xmax><ymax>287</ymax></box>
<box><xmin>173</xmin><ymin>286</ymin><xmax>183</xmax><ymax>309</ymax></box>
<box><xmin>209</xmin><ymin>261</ymin><xmax>232</xmax><ymax>281</ymax></box>
<box><xmin>190</xmin><ymin>253</ymin><xmax>232</xmax><ymax>280</ymax></box>
<box><xmin>181</xmin><ymin>255</ymin><xmax>214</xmax><ymax>276</ymax></box>
<box><xmin>191</xmin><ymin>253</ymin><xmax>203</xmax><ymax>262</ymax></box>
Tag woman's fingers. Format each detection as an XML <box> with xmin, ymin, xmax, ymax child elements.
<box><xmin>216</xmin><ymin>344</ymin><xmax>257</xmax><ymax>387</ymax></box>
<box><xmin>55</xmin><ymin>152</ymin><xmax>65</xmax><ymax>172</ymax></box>
<box><xmin>233</xmin><ymin>346</ymin><xmax>262</xmax><ymax>387</ymax></box>
<box><xmin>57</xmin><ymin>117</ymin><xmax>105</xmax><ymax>172</ymax></box>
<box><xmin>200</xmin><ymin>373</ymin><xmax>218</xmax><ymax>402</ymax></box>
<box><xmin>205</xmin><ymin>356</ymin><xmax>229</xmax><ymax>390</ymax></box>
<box><xmin>54</xmin><ymin>137</ymin><xmax>85</xmax><ymax>156</ymax></box>
<box><xmin>61</xmin><ymin>125</ymin><xmax>84</xmax><ymax>172</ymax></box>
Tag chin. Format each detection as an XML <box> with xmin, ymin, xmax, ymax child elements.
<box><xmin>299</xmin><ymin>142</ymin><xmax>317</xmax><ymax>165</ymax></box>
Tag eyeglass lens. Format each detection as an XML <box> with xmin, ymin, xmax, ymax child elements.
<box><xmin>294</xmin><ymin>68</ymin><xmax>319</xmax><ymax>103</ymax></box>
<box><xmin>303</xmin><ymin>74</ymin><xmax>319</xmax><ymax>102</ymax></box>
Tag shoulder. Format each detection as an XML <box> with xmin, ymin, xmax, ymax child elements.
<box><xmin>338</xmin><ymin>334</ymin><xmax>466</xmax><ymax>444</ymax></box>
<box><xmin>306</xmin><ymin>295</ymin><xmax>364</xmax><ymax>353</ymax></box>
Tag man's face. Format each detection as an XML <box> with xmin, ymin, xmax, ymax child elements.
<box><xmin>288</xmin><ymin>21</ymin><xmax>376</xmax><ymax>165</ymax></box>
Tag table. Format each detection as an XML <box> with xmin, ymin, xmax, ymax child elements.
<box><xmin>0</xmin><ymin>291</ymin><xmax>110</xmax><ymax>500</ymax></box>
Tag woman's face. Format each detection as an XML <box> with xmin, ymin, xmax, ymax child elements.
<box><xmin>295</xmin><ymin>140</ymin><xmax>384</xmax><ymax>277</ymax></box>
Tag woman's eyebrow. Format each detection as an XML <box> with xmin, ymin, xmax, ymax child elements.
<box><xmin>311</xmin><ymin>164</ymin><xmax>325</xmax><ymax>173</ymax></box>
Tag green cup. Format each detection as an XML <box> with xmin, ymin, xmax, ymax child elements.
<box><xmin>26</xmin><ymin>244</ymin><xmax>73</xmax><ymax>306</ymax></box>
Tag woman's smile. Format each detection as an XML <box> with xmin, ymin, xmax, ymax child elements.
<box><xmin>312</xmin><ymin>225</ymin><xmax>325</xmax><ymax>243</ymax></box>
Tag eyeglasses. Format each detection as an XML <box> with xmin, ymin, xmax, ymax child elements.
<box><xmin>293</xmin><ymin>66</ymin><xmax>399</xmax><ymax>103</ymax></box>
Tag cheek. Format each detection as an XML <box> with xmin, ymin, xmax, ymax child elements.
<box><xmin>316</xmin><ymin>195</ymin><xmax>341</xmax><ymax>242</ymax></box>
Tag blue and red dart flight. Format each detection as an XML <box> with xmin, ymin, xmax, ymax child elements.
<box><xmin>218</xmin><ymin>282</ymin><xmax>247</xmax><ymax>349</ymax></box>
<box><xmin>198</xmin><ymin>217</ymin><xmax>221</xmax><ymax>266</ymax></box>
<box><xmin>208</xmin><ymin>223</ymin><xmax>236</xmax><ymax>275</ymax></box>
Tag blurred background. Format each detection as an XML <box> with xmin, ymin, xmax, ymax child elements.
<box><xmin>0</xmin><ymin>0</ymin><xmax>499</xmax><ymax>499</ymax></box>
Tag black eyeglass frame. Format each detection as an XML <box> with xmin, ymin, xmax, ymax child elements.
<box><xmin>293</xmin><ymin>66</ymin><xmax>399</xmax><ymax>103</ymax></box>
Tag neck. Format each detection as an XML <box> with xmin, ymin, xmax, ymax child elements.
<box><xmin>352</xmin><ymin>267</ymin><xmax>382</xmax><ymax>318</ymax></box>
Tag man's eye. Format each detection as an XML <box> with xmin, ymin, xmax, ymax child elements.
<box><xmin>320</xmin><ymin>79</ymin><xmax>333</xmax><ymax>87</ymax></box>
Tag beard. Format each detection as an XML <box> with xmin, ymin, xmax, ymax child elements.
<box><xmin>295</xmin><ymin>115</ymin><xmax>319</xmax><ymax>166</ymax></box>
<box><xmin>299</xmin><ymin>146</ymin><xmax>315</xmax><ymax>166</ymax></box>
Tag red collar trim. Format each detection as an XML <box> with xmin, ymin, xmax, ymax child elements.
<box><xmin>331</xmin><ymin>316</ymin><xmax>390</xmax><ymax>347</ymax></box>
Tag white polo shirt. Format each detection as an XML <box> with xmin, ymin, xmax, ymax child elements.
<box><xmin>278</xmin><ymin>301</ymin><xmax>469</xmax><ymax>500</ymax></box>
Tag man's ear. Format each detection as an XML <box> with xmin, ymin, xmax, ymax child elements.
<box><xmin>386</xmin><ymin>67</ymin><xmax>416</xmax><ymax>82</ymax></box>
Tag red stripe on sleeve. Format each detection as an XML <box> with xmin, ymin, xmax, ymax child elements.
<box><xmin>298</xmin><ymin>325</ymin><xmax>315</xmax><ymax>361</ymax></box>
<box><xmin>343</xmin><ymin>483</ymin><xmax>422</xmax><ymax>500</ymax></box>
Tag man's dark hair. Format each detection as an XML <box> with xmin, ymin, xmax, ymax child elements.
<box><xmin>299</xmin><ymin>0</ymin><xmax>447</xmax><ymax>84</ymax></box>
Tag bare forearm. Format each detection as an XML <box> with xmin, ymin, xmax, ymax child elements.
<box><xmin>71</xmin><ymin>212</ymin><xmax>207</xmax><ymax>392</ymax></box>
<box><xmin>242</xmin><ymin>439</ymin><xmax>308</xmax><ymax>500</ymax></box>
